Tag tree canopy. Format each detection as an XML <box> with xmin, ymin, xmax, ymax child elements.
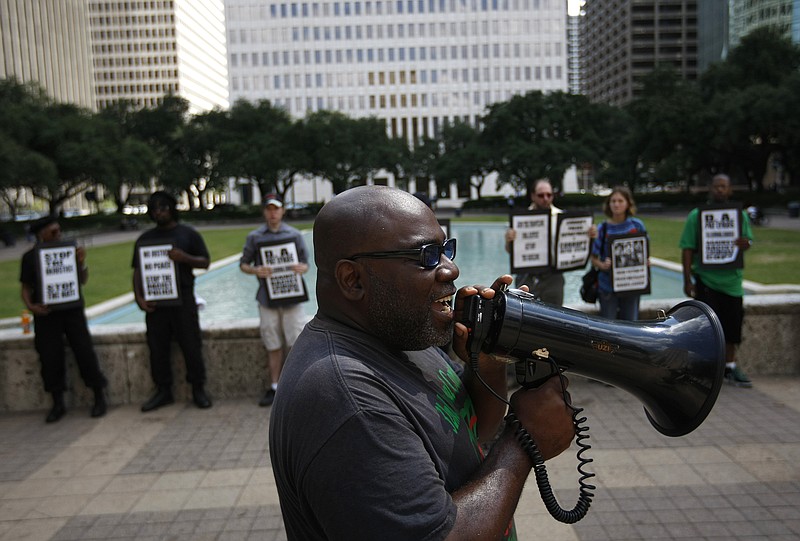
<box><xmin>1</xmin><ymin>27</ymin><xmax>798</xmax><ymax>216</ymax></box>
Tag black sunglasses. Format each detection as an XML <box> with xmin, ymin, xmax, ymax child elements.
<box><xmin>349</xmin><ymin>238</ymin><xmax>456</xmax><ymax>269</ymax></box>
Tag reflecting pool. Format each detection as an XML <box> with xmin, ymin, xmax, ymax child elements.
<box><xmin>90</xmin><ymin>223</ymin><xmax>686</xmax><ymax>326</ymax></box>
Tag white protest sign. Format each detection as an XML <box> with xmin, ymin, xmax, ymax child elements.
<box><xmin>37</xmin><ymin>244</ymin><xmax>81</xmax><ymax>306</ymax></box>
<box><xmin>555</xmin><ymin>214</ymin><xmax>593</xmax><ymax>271</ymax></box>
<box><xmin>510</xmin><ymin>212</ymin><xmax>550</xmax><ymax>273</ymax></box>
<box><xmin>139</xmin><ymin>243</ymin><xmax>179</xmax><ymax>302</ymax></box>
<box><xmin>700</xmin><ymin>207</ymin><xmax>741</xmax><ymax>267</ymax></box>
<box><xmin>610</xmin><ymin>234</ymin><xmax>650</xmax><ymax>294</ymax></box>
<box><xmin>259</xmin><ymin>241</ymin><xmax>307</xmax><ymax>304</ymax></box>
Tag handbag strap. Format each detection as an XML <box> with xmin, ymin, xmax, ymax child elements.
<box><xmin>598</xmin><ymin>221</ymin><xmax>607</xmax><ymax>259</ymax></box>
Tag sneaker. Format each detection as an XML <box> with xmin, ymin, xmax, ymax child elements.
<box><xmin>259</xmin><ymin>389</ymin><xmax>276</xmax><ymax>407</ymax></box>
<box><xmin>724</xmin><ymin>366</ymin><xmax>753</xmax><ymax>388</ymax></box>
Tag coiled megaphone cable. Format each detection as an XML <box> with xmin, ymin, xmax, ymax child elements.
<box><xmin>470</xmin><ymin>351</ymin><xmax>596</xmax><ymax>524</ymax></box>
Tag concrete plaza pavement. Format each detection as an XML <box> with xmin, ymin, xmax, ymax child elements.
<box><xmin>1</xmin><ymin>374</ymin><xmax>799</xmax><ymax>541</ymax></box>
<box><xmin>2</xmin><ymin>209</ymin><xmax>799</xmax><ymax>539</ymax></box>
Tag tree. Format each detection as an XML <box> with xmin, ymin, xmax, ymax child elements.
<box><xmin>0</xmin><ymin>133</ymin><xmax>56</xmax><ymax>218</ymax></box>
<box><xmin>434</xmin><ymin>120</ymin><xmax>491</xmax><ymax>199</ymax></box>
<box><xmin>129</xmin><ymin>95</ymin><xmax>193</xmax><ymax>204</ymax></box>
<box><xmin>20</xmin><ymin>101</ymin><xmax>117</xmax><ymax>214</ymax></box>
<box><xmin>220</xmin><ymin>99</ymin><xmax>302</xmax><ymax>201</ymax></box>
<box><xmin>0</xmin><ymin>78</ymin><xmax>58</xmax><ymax>215</ymax></box>
<box><xmin>385</xmin><ymin>135</ymin><xmax>416</xmax><ymax>192</ymax></box>
<box><xmin>624</xmin><ymin>66</ymin><xmax>706</xmax><ymax>190</ymax></box>
<box><xmin>182</xmin><ymin>108</ymin><xmax>230</xmax><ymax>209</ymax></box>
<box><xmin>482</xmin><ymin>90</ymin><xmax>604</xmax><ymax>193</ymax></box>
<box><xmin>96</xmin><ymin>101</ymin><xmax>157</xmax><ymax>212</ymax></box>
<box><xmin>699</xmin><ymin>28</ymin><xmax>800</xmax><ymax>188</ymax></box>
<box><xmin>303</xmin><ymin>111</ymin><xmax>390</xmax><ymax>194</ymax></box>
<box><xmin>402</xmin><ymin>135</ymin><xmax>442</xmax><ymax>195</ymax></box>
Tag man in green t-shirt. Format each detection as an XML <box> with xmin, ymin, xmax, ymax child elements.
<box><xmin>679</xmin><ymin>173</ymin><xmax>754</xmax><ymax>387</ymax></box>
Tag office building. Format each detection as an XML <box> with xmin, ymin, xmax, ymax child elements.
<box><xmin>581</xmin><ymin>0</ymin><xmax>698</xmax><ymax>106</ymax></box>
<box><xmin>225</xmin><ymin>0</ymin><xmax>568</xmax><ymax>142</ymax></box>
<box><xmin>567</xmin><ymin>6</ymin><xmax>584</xmax><ymax>94</ymax></box>
<box><xmin>697</xmin><ymin>0</ymin><xmax>728</xmax><ymax>72</ymax></box>
<box><xmin>0</xmin><ymin>0</ymin><xmax>95</xmax><ymax>109</ymax></box>
<box><xmin>224</xmin><ymin>0</ymin><xmax>571</xmax><ymax>202</ymax></box>
<box><xmin>729</xmin><ymin>0</ymin><xmax>798</xmax><ymax>47</ymax></box>
<box><xmin>88</xmin><ymin>0</ymin><xmax>229</xmax><ymax>113</ymax></box>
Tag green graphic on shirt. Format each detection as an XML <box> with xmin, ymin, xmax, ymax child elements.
<box><xmin>434</xmin><ymin>365</ymin><xmax>518</xmax><ymax>541</ymax></box>
<box><xmin>434</xmin><ymin>365</ymin><xmax>480</xmax><ymax>454</ymax></box>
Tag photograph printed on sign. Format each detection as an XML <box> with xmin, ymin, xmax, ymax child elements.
<box><xmin>698</xmin><ymin>203</ymin><xmax>743</xmax><ymax>269</ymax></box>
<box><xmin>138</xmin><ymin>242</ymin><xmax>180</xmax><ymax>303</ymax></box>
<box><xmin>509</xmin><ymin>210</ymin><xmax>551</xmax><ymax>274</ymax></box>
<box><xmin>609</xmin><ymin>233</ymin><xmax>651</xmax><ymax>296</ymax></box>
<box><xmin>554</xmin><ymin>213</ymin><xmax>593</xmax><ymax>271</ymax></box>
<box><xmin>36</xmin><ymin>241</ymin><xmax>82</xmax><ymax>310</ymax></box>
<box><xmin>258</xmin><ymin>241</ymin><xmax>309</xmax><ymax>306</ymax></box>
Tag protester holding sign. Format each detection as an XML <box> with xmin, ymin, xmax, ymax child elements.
<box><xmin>680</xmin><ymin>173</ymin><xmax>754</xmax><ymax>388</ymax></box>
<box><xmin>505</xmin><ymin>179</ymin><xmax>596</xmax><ymax>305</ymax></box>
<box><xmin>132</xmin><ymin>191</ymin><xmax>213</xmax><ymax>411</ymax></box>
<box><xmin>240</xmin><ymin>194</ymin><xmax>310</xmax><ymax>407</ymax></box>
<box><xmin>19</xmin><ymin>216</ymin><xmax>107</xmax><ymax>423</ymax></box>
<box><xmin>590</xmin><ymin>187</ymin><xmax>649</xmax><ymax>321</ymax></box>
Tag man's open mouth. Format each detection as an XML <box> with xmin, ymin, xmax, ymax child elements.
<box><xmin>433</xmin><ymin>295</ymin><xmax>453</xmax><ymax>314</ymax></box>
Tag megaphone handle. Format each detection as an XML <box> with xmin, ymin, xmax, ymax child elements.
<box><xmin>505</xmin><ymin>376</ymin><xmax>596</xmax><ymax>524</ymax></box>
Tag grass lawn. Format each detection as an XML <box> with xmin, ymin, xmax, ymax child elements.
<box><xmin>0</xmin><ymin>226</ymin><xmax>295</xmax><ymax>319</ymax></box>
<box><xmin>1</xmin><ymin>216</ymin><xmax>797</xmax><ymax>319</ymax></box>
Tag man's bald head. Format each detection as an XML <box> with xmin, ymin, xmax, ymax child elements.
<box><xmin>312</xmin><ymin>185</ymin><xmax>457</xmax><ymax>347</ymax></box>
<box><xmin>313</xmin><ymin>186</ymin><xmax>435</xmax><ymax>274</ymax></box>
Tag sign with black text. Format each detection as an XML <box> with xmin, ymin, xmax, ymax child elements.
<box><xmin>138</xmin><ymin>242</ymin><xmax>180</xmax><ymax>304</ymax></box>
<box><xmin>554</xmin><ymin>213</ymin><xmax>593</xmax><ymax>271</ymax></box>
<box><xmin>509</xmin><ymin>211</ymin><xmax>551</xmax><ymax>274</ymax></box>
<box><xmin>36</xmin><ymin>241</ymin><xmax>82</xmax><ymax>309</ymax></box>
<box><xmin>698</xmin><ymin>204</ymin><xmax>744</xmax><ymax>269</ymax></box>
<box><xmin>258</xmin><ymin>240</ymin><xmax>309</xmax><ymax>307</ymax></box>
<box><xmin>609</xmin><ymin>233</ymin><xmax>651</xmax><ymax>296</ymax></box>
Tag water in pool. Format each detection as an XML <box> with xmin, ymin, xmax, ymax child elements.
<box><xmin>90</xmin><ymin>223</ymin><xmax>686</xmax><ymax>326</ymax></box>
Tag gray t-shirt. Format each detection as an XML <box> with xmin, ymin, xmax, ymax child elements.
<box><xmin>239</xmin><ymin>222</ymin><xmax>308</xmax><ymax>306</ymax></box>
<box><xmin>269</xmin><ymin>314</ymin><xmax>494</xmax><ymax>540</ymax></box>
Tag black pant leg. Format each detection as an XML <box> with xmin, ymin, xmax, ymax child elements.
<box><xmin>145</xmin><ymin>309</ymin><xmax>174</xmax><ymax>387</ymax></box>
<box><xmin>174</xmin><ymin>302</ymin><xmax>206</xmax><ymax>385</ymax></box>
<box><xmin>62</xmin><ymin>308</ymin><xmax>107</xmax><ymax>389</ymax></box>
<box><xmin>33</xmin><ymin>314</ymin><xmax>66</xmax><ymax>393</ymax></box>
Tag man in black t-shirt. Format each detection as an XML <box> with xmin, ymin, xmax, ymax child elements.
<box><xmin>132</xmin><ymin>191</ymin><xmax>212</xmax><ymax>411</ymax></box>
<box><xmin>269</xmin><ymin>186</ymin><xmax>576</xmax><ymax>540</ymax></box>
<box><xmin>20</xmin><ymin>216</ymin><xmax>107</xmax><ymax>423</ymax></box>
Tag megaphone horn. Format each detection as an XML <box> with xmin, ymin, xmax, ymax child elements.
<box><xmin>469</xmin><ymin>290</ymin><xmax>726</xmax><ymax>437</ymax></box>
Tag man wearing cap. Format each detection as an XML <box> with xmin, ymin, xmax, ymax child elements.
<box><xmin>240</xmin><ymin>193</ymin><xmax>310</xmax><ymax>407</ymax></box>
<box><xmin>20</xmin><ymin>216</ymin><xmax>108</xmax><ymax>423</ymax></box>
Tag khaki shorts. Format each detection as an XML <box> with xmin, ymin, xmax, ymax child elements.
<box><xmin>258</xmin><ymin>303</ymin><xmax>309</xmax><ymax>351</ymax></box>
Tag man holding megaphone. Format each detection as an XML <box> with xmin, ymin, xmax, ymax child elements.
<box><xmin>269</xmin><ymin>186</ymin><xmax>576</xmax><ymax>540</ymax></box>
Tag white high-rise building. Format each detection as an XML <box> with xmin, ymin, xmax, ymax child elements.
<box><xmin>224</xmin><ymin>0</ymin><xmax>570</xmax><ymax>203</ymax></box>
<box><xmin>1</xmin><ymin>0</ymin><xmax>95</xmax><ymax>110</ymax></box>
<box><xmin>89</xmin><ymin>0</ymin><xmax>230</xmax><ymax>114</ymax></box>
<box><xmin>729</xmin><ymin>0</ymin><xmax>798</xmax><ymax>47</ymax></box>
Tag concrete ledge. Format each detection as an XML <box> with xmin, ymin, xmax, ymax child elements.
<box><xmin>0</xmin><ymin>318</ymin><xmax>267</xmax><ymax>413</ymax></box>
<box><xmin>1</xmin><ymin>296</ymin><xmax>798</xmax><ymax>413</ymax></box>
<box><xmin>570</xmin><ymin>293</ymin><xmax>800</xmax><ymax>377</ymax></box>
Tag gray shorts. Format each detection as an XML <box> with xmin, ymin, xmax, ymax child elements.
<box><xmin>258</xmin><ymin>303</ymin><xmax>309</xmax><ymax>351</ymax></box>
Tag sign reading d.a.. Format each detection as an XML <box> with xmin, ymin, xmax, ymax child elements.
<box><xmin>258</xmin><ymin>240</ymin><xmax>309</xmax><ymax>307</ymax></box>
<box><xmin>698</xmin><ymin>203</ymin><xmax>744</xmax><ymax>269</ymax></box>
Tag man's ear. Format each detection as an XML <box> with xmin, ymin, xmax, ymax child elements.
<box><xmin>335</xmin><ymin>259</ymin><xmax>366</xmax><ymax>301</ymax></box>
